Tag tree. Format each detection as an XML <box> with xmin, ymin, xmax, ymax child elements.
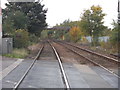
<box><xmin>59</xmin><ymin>19</ymin><xmax>80</xmax><ymax>28</ymax></box>
<box><xmin>3</xmin><ymin>11</ymin><xmax>28</xmax><ymax>35</ymax></box>
<box><xmin>80</xmin><ymin>5</ymin><xmax>107</xmax><ymax>46</ymax></box>
<box><xmin>13</xmin><ymin>29</ymin><xmax>29</xmax><ymax>48</ymax></box>
<box><xmin>110</xmin><ymin>21</ymin><xmax>120</xmax><ymax>50</ymax></box>
<box><xmin>11</xmin><ymin>11</ymin><xmax>28</xmax><ymax>29</ymax></box>
<box><xmin>69</xmin><ymin>26</ymin><xmax>82</xmax><ymax>42</ymax></box>
<box><xmin>3</xmin><ymin>18</ymin><xmax>15</xmax><ymax>35</ymax></box>
<box><xmin>53</xmin><ymin>20</ymin><xmax>81</xmax><ymax>41</ymax></box>
<box><xmin>54</xmin><ymin>30</ymin><xmax>66</xmax><ymax>40</ymax></box>
<box><xmin>2</xmin><ymin>1</ymin><xmax>47</xmax><ymax>36</ymax></box>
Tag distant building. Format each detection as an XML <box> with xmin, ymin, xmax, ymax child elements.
<box><xmin>86</xmin><ymin>36</ymin><xmax>109</xmax><ymax>43</ymax></box>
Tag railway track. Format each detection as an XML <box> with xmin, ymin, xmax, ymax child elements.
<box><xmin>48</xmin><ymin>41</ymin><xmax>70</xmax><ymax>89</ymax></box>
<box><xmin>110</xmin><ymin>53</ymin><xmax>120</xmax><ymax>58</ymax></box>
<box><xmin>12</xmin><ymin>42</ymin><xmax>70</xmax><ymax>90</ymax></box>
<box><xmin>63</xmin><ymin>41</ymin><xmax>119</xmax><ymax>63</ymax></box>
<box><xmin>54</xmin><ymin>41</ymin><xmax>120</xmax><ymax>78</ymax></box>
<box><xmin>13</xmin><ymin>44</ymin><xmax>44</xmax><ymax>90</ymax></box>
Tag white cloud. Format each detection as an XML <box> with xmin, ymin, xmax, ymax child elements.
<box><xmin>1</xmin><ymin>0</ymin><xmax>118</xmax><ymax>28</ymax></box>
<box><xmin>42</xmin><ymin>0</ymin><xmax>118</xmax><ymax>28</ymax></box>
<box><xmin>1</xmin><ymin>0</ymin><xmax>8</xmax><ymax>8</ymax></box>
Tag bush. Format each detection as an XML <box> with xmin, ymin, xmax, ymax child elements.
<box><xmin>41</xmin><ymin>30</ymin><xmax>49</xmax><ymax>39</ymax></box>
<box><xmin>99</xmin><ymin>41</ymin><xmax>111</xmax><ymax>49</ymax></box>
<box><xmin>13</xmin><ymin>29</ymin><xmax>29</xmax><ymax>48</ymax></box>
<box><xmin>69</xmin><ymin>26</ymin><xmax>82</xmax><ymax>42</ymax></box>
<box><xmin>99</xmin><ymin>41</ymin><xmax>118</xmax><ymax>53</ymax></box>
<box><xmin>3</xmin><ymin>48</ymin><xmax>29</xmax><ymax>58</ymax></box>
<box><xmin>29</xmin><ymin>34</ymin><xmax>39</xmax><ymax>44</ymax></box>
<box><xmin>64</xmin><ymin>33</ymin><xmax>71</xmax><ymax>41</ymax></box>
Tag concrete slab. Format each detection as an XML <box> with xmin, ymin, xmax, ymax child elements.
<box><xmin>2</xmin><ymin>59</ymin><xmax>34</xmax><ymax>88</ymax></box>
<box><xmin>2</xmin><ymin>57</ymin><xmax>117</xmax><ymax>89</ymax></box>
<box><xmin>2</xmin><ymin>56</ymin><xmax>18</xmax><ymax>70</ymax></box>
<box><xmin>90</xmin><ymin>66</ymin><xmax>118</xmax><ymax>88</ymax></box>
<box><xmin>74</xmin><ymin>64</ymin><xmax>113</xmax><ymax>88</ymax></box>
<box><xmin>19</xmin><ymin>60</ymin><xmax>64</xmax><ymax>88</ymax></box>
<box><xmin>63</xmin><ymin>63</ymin><xmax>89</xmax><ymax>88</ymax></box>
<box><xmin>0</xmin><ymin>59</ymin><xmax>24</xmax><ymax>80</ymax></box>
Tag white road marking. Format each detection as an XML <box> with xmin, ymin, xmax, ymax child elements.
<box><xmin>0</xmin><ymin>59</ymin><xmax>24</xmax><ymax>80</ymax></box>
<box><xmin>6</xmin><ymin>80</ymin><xmax>17</xmax><ymax>85</ymax></box>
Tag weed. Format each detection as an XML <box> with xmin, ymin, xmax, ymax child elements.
<box><xmin>3</xmin><ymin>48</ymin><xmax>29</xmax><ymax>59</ymax></box>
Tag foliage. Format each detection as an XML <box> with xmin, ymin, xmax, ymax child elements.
<box><xmin>40</xmin><ymin>30</ymin><xmax>49</xmax><ymax>39</ymax></box>
<box><xmin>3</xmin><ymin>11</ymin><xmax>28</xmax><ymax>35</ymax></box>
<box><xmin>11</xmin><ymin>11</ymin><xmax>28</xmax><ymax>29</ymax></box>
<box><xmin>99</xmin><ymin>41</ymin><xmax>111</xmax><ymax>50</ymax></box>
<box><xmin>99</xmin><ymin>41</ymin><xmax>117</xmax><ymax>53</ymax></box>
<box><xmin>80</xmin><ymin>5</ymin><xmax>107</xmax><ymax>46</ymax></box>
<box><xmin>58</xmin><ymin>19</ymin><xmax>80</xmax><ymax>28</ymax></box>
<box><xmin>13</xmin><ymin>29</ymin><xmax>29</xmax><ymax>48</ymax></box>
<box><xmin>109</xmin><ymin>21</ymin><xmax>120</xmax><ymax>51</ymax></box>
<box><xmin>29</xmin><ymin>34</ymin><xmax>39</xmax><ymax>44</ymax></box>
<box><xmin>64</xmin><ymin>32</ymin><xmax>71</xmax><ymax>41</ymax></box>
<box><xmin>3</xmin><ymin>18</ymin><xmax>15</xmax><ymax>34</ymax></box>
<box><xmin>59</xmin><ymin>19</ymin><xmax>71</xmax><ymax>26</ymax></box>
<box><xmin>54</xmin><ymin>30</ymin><xmax>67</xmax><ymax>40</ymax></box>
<box><xmin>2</xmin><ymin>1</ymin><xmax>47</xmax><ymax>36</ymax></box>
<box><xmin>3</xmin><ymin>48</ymin><xmax>29</xmax><ymax>58</ymax></box>
<box><xmin>69</xmin><ymin>26</ymin><xmax>82</xmax><ymax>42</ymax></box>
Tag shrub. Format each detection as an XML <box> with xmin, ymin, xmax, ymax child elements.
<box><xmin>64</xmin><ymin>33</ymin><xmax>71</xmax><ymax>41</ymax></box>
<box><xmin>13</xmin><ymin>29</ymin><xmax>29</xmax><ymax>48</ymax></box>
<box><xmin>41</xmin><ymin>30</ymin><xmax>49</xmax><ymax>39</ymax></box>
<box><xmin>69</xmin><ymin>26</ymin><xmax>82</xmax><ymax>42</ymax></box>
<box><xmin>99</xmin><ymin>41</ymin><xmax>118</xmax><ymax>53</ymax></box>
<box><xmin>99</xmin><ymin>41</ymin><xmax>111</xmax><ymax>49</ymax></box>
<box><xmin>3</xmin><ymin>48</ymin><xmax>29</xmax><ymax>58</ymax></box>
<box><xmin>29</xmin><ymin>34</ymin><xmax>39</xmax><ymax>44</ymax></box>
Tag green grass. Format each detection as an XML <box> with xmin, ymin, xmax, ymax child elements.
<box><xmin>3</xmin><ymin>48</ymin><xmax>29</xmax><ymax>58</ymax></box>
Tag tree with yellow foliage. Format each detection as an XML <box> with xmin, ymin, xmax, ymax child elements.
<box><xmin>80</xmin><ymin>5</ymin><xmax>107</xmax><ymax>46</ymax></box>
<box><xmin>69</xmin><ymin>26</ymin><xmax>82</xmax><ymax>42</ymax></box>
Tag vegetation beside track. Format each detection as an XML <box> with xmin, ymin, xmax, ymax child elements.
<box><xmin>2</xmin><ymin>1</ymin><xmax>45</xmax><ymax>58</ymax></box>
<box><xmin>2</xmin><ymin>2</ymin><xmax>119</xmax><ymax>54</ymax></box>
<box><xmin>40</xmin><ymin>6</ymin><xmax>119</xmax><ymax>54</ymax></box>
<box><xmin>3</xmin><ymin>48</ymin><xmax>29</xmax><ymax>58</ymax></box>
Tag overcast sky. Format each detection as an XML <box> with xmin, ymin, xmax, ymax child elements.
<box><xmin>1</xmin><ymin>0</ymin><xmax>118</xmax><ymax>28</ymax></box>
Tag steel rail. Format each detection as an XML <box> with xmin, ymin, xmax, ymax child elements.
<box><xmin>49</xmin><ymin>42</ymin><xmax>70</xmax><ymax>90</ymax></box>
<box><xmin>56</xmin><ymin>42</ymin><xmax>120</xmax><ymax>79</ymax></box>
<box><xmin>13</xmin><ymin>45</ymin><xmax>44</xmax><ymax>90</ymax></box>
<box><xmin>62</xmin><ymin>41</ymin><xmax>119</xmax><ymax>63</ymax></box>
<box><xmin>110</xmin><ymin>53</ymin><xmax>120</xmax><ymax>58</ymax></box>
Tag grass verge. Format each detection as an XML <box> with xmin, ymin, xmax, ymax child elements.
<box><xmin>3</xmin><ymin>48</ymin><xmax>29</xmax><ymax>59</ymax></box>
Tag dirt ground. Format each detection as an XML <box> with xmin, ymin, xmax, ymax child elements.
<box><xmin>39</xmin><ymin>42</ymin><xmax>56</xmax><ymax>60</ymax></box>
<box><xmin>58</xmin><ymin>41</ymin><xmax>118</xmax><ymax>74</ymax></box>
<box><xmin>27</xmin><ymin>43</ymin><xmax>42</xmax><ymax>59</ymax></box>
<box><xmin>71</xmin><ymin>42</ymin><xmax>119</xmax><ymax>60</ymax></box>
<box><xmin>52</xmin><ymin>42</ymin><xmax>94</xmax><ymax>66</ymax></box>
